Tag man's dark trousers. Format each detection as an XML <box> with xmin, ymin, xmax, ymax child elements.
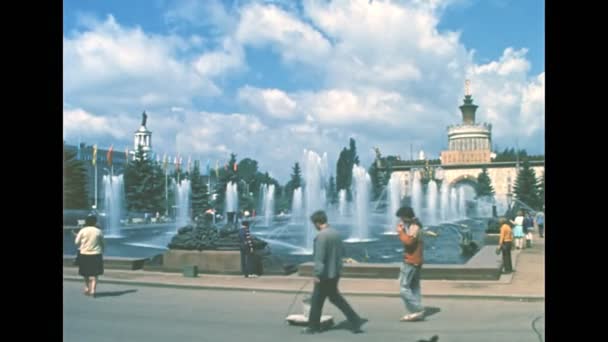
<box><xmin>308</xmin><ymin>277</ymin><xmax>360</xmax><ymax>330</ymax></box>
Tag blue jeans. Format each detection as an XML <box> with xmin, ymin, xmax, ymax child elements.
<box><xmin>399</xmin><ymin>262</ymin><xmax>423</xmax><ymax>314</ymax></box>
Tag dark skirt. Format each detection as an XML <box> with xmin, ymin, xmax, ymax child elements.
<box><xmin>78</xmin><ymin>254</ymin><xmax>104</xmax><ymax>277</ymax></box>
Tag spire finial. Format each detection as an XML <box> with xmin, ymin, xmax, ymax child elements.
<box><xmin>465</xmin><ymin>79</ymin><xmax>471</xmax><ymax>96</ymax></box>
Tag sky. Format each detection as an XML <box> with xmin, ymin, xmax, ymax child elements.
<box><xmin>63</xmin><ymin>0</ymin><xmax>545</xmax><ymax>183</ymax></box>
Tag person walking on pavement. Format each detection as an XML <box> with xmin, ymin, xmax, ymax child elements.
<box><xmin>396</xmin><ymin>206</ymin><xmax>426</xmax><ymax>322</ymax></box>
<box><xmin>302</xmin><ymin>210</ymin><xmax>366</xmax><ymax>334</ymax></box>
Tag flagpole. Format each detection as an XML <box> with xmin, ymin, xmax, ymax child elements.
<box><xmin>94</xmin><ymin>162</ymin><xmax>98</xmax><ymax>209</ymax></box>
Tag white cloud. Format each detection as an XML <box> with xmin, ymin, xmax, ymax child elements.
<box><xmin>235</xmin><ymin>3</ymin><xmax>332</xmax><ymax>64</ymax></box>
<box><xmin>63</xmin><ymin>15</ymin><xmax>220</xmax><ymax>114</ymax></box>
<box><xmin>520</xmin><ymin>72</ymin><xmax>545</xmax><ymax>136</ymax></box>
<box><xmin>64</xmin><ymin>0</ymin><xmax>544</xmax><ymax>181</ymax></box>
<box><xmin>63</xmin><ymin>108</ymin><xmax>133</xmax><ymax>140</ymax></box>
<box><xmin>467</xmin><ymin>48</ymin><xmax>544</xmax><ymax>141</ymax></box>
<box><xmin>237</xmin><ymin>86</ymin><xmax>297</xmax><ymax>119</ymax></box>
<box><xmin>193</xmin><ymin>37</ymin><xmax>245</xmax><ymax>77</ymax></box>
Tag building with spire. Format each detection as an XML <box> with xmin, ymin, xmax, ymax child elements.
<box><xmin>440</xmin><ymin>81</ymin><xmax>493</xmax><ymax>165</ymax></box>
<box><xmin>131</xmin><ymin>111</ymin><xmax>153</xmax><ymax>160</ymax></box>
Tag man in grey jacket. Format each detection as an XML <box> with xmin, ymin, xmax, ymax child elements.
<box><xmin>302</xmin><ymin>210</ymin><xmax>366</xmax><ymax>334</ymax></box>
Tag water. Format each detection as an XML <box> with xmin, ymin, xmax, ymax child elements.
<box><xmin>426</xmin><ymin>180</ymin><xmax>438</xmax><ymax>225</ymax></box>
<box><xmin>386</xmin><ymin>172</ymin><xmax>402</xmax><ymax>234</ymax></box>
<box><xmin>458</xmin><ymin>186</ymin><xmax>466</xmax><ymax>218</ymax></box>
<box><xmin>440</xmin><ymin>181</ymin><xmax>449</xmax><ymax>222</ymax></box>
<box><xmin>450</xmin><ymin>188</ymin><xmax>458</xmax><ymax>219</ymax></box>
<box><xmin>338</xmin><ymin>189</ymin><xmax>347</xmax><ymax>218</ymax></box>
<box><xmin>346</xmin><ymin>164</ymin><xmax>373</xmax><ymax>242</ymax></box>
<box><xmin>175</xmin><ymin>179</ymin><xmax>191</xmax><ymax>229</ymax></box>
<box><xmin>411</xmin><ymin>171</ymin><xmax>422</xmax><ymax>218</ymax></box>
<box><xmin>225</xmin><ymin>181</ymin><xmax>238</xmax><ymax>222</ymax></box>
<box><xmin>102</xmin><ymin>174</ymin><xmax>125</xmax><ymax>237</ymax></box>
<box><xmin>261</xmin><ymin>184</ymin><xmax>275</xmax><ymax>227</ymax></box>
<box><xmin>302</xmin><ymin>150</ymin><xmax>328</xmax><ymax>253</ymax></box>
<box><xmin>291</xmin><ymin>187</ymin><xmax>303</xmax><ymax>224</ymax></box>
<box><xmin>63</xmin><ymin>218</ymin><xmax>489</xmax><ymax>266</ymax></box>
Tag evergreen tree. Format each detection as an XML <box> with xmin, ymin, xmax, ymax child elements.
<box><xmin>335</xmin><ymin>138</ymin><xmax>360</xmax><ymax>197</ymax></box>
<box><xmin>190</xmin><ymin>161</ymin><xmax>210</xmax><ymax>217</ymax></box>
<box><xmin>213</xmin><ymin>153</ymin><xmax>238</xmax><ymax>212</ymax></box>
<box><xmin>368</xmin><ymin>162</ymin><xmax>383</xmax><ymax>201</ymax></box>
<box><xmin>538</xmin><ymin>171</ymin><xmax>545</xmax><ymax>206</ymax></box>
<box><xmin>285</xmin><ymin>162</ymin><xmax>303</xmax><ymax>203</ymax></box>
<box><xmin>476</xmin><ymin>167</ymin><xmax>495</xmax><ymax>199</ymax></box>
<box><xmin>63</xmin><ymin>143</ymin><xmax>89</xmax><ymax>209</ymax></box>
<box><xmin>124</xmin><ymin>145</ymin><xmax>165</xmax><ymax>212</ymax></box>
<box><xmin>513</xmin><ymin>159</ymin><xmax>541</xmax><ymax>210</ymax></box>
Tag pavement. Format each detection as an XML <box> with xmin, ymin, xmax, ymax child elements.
<box><xmin>63</xmin><ymin>233</ymin><xmax>544</xmax><ymax>301</ymax></box>
<box><xmin>63</xmin><ymin>281</ymin><xmax>545</xmax><ymax>342</ymax></box>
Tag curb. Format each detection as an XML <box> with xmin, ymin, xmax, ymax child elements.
<box><xmin>63</xmin><ymin>276</ymin><xmax>544</xmax><ymax>302</ymax></box>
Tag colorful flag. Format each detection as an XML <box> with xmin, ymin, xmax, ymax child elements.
<box><xmin>233</xmin><ymin>162</ymin><xmax>238</xmax><ymax>172</ymax></box>
<box><xmin>92</xmin><ymin>144</ymin><xmax>97</xmax><ymax>166</ymax></box>
<box><xmin>106</xmin><ymin>145</ymin><xmax>113</xmax><ymax>166</ymax></box>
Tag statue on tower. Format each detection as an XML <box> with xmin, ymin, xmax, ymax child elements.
<box><xmin>141</xmin><ymin>111</ymin><xmax>148</xmax><ymax>127</ymax></box>
<box><xmin>373</xmin><ymin>146</ymin><xmax>382</xmax><ymax>160</ymax></box>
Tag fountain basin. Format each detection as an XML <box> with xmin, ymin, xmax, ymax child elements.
<box><xmin>297</xmin><ymin>246</ymin><xmax>502</xmax><ymax>280</ymax></box>
<box><xmin>63</xmin><ymin>255</ymin><xmax>147</xmax><ymax>270</ymax></box>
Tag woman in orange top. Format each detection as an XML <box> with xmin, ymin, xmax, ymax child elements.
<box><xmin>498</xmin><ymin>217</ymin><xmax>513</xmax><ymax>274</ymax></box>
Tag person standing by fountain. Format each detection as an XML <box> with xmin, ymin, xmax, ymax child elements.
<box><xmin>511</xmin><ymin>210</ymin><xmax>525</xmax><ymax>249</ymax></box>
<box><xmin>395</xmin><ymin>206</ymin><xmax>425</xmax><ymax>322</ymax></box>
<box><xmin>523</xmin><ymin>211</ymin><xmax>534</xmax><ymax>248</ymax></box>
<box><xmin>497</xmin><ymin>217</ymin><xmax>513</xmax><ymax>274</ymax></box>
<box><xmin>303</xmin><ymin>210</ymin><xmax>365</xmax><ymax>334</ymax></box>
<box><xmin>535</xmin><ymin>208</ymin><xmax>545</xmax><ymax>238</ymax></box>
<box><xmin>238</xmin><ymin>219</ymin><xmax>257</xmax><ymax>278</ymax></box>
<box><xmin>74</xmin><ymin>214</ymin><xmax>105</xmax><ymax>297</ymax></box>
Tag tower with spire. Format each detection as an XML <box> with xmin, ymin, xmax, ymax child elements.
<box><xmin>441</xmin><ymin>80</ymin><xmax>492</xmax><ymax>165</ymax></box>
<box><xmin>131</xmin><ymin>111</ymin><xmax>152</xmax><ymax>160</ymax></box>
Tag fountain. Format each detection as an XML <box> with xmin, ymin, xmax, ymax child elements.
<box><xmin>458</xmin><ymin>186</ymin><xmax>466</xmax><ymax>218</ymax></box>
<box><xmin>225</xmin><ymin>181</ymin><xmax>238</xmax><ymax>223</ymax></box>
<box><xmin>411</xmin><ymin>171</ymin><xmax>423</xmax><ymax>221</ymax></box>
<box><xmin>450</xmin><ymin>187</ymin><xmax>458</xmax><ymax>220</ymax></box>
<box><xmin>291</xmin><ymin>187</ymin><xmax>303</xmax><ymax>224</ymax></box>
<box><xmin>102</xmin><ymin>174</ymin><xmax>124</xmax><ymax>237</ymax></box>
<box><xmin>345</xmin><ymin>164</ymin><xmax>374</xmax><ymax>242</ymax></box>
<box><xmin>175</xmin><ymin>178</ymin><xmax>191</xmax><ymax>228</ymax></box>
<box><xmin>440</xmin><ymin>181</ymin><xmax>450</xmax><ymax>222</ymax></box>
<box><xmin>261</xmin><ymin>184</ymin><xmax>275</xmax><ymax>227</ymax></box>
<box><xmin>426</xmin><ymin>180</ymin><xmax>438</xmax><ymax>225</ymax></box>
<box><xmin>385</xmin><ymin>172</ymin><xmax>402</xmax><ymax>235</ymax></box>
<box><xmin>338</xmin><ymin>189</ymin><xmax>347</xmax><ymax>217</ymax></box>
<box><xmin>301</xmin><ymin>149</ymin><xmax>328</xmax><ymax>253</ymax></box>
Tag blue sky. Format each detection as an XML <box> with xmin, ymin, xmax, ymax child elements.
<box><xmin>63</xmin><ymin>0</ymin><xmax>545</xmax><ymax>182</ymax></box>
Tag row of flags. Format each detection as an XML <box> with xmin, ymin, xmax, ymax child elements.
<box><xmin>87</xmin><ymin>145</ymin><xmax>236</xmax><ymax>176</ymax></box>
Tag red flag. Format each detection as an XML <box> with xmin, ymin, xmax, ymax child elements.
<box><xmin>233</xmin><ymin>163</ymin><xmax>238</xmax><ymax>172</ymax></box>
<box><xmin>106</xmin><ymin>145</ymin><xmax>113</xmax><ymax>166</ymax></box>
